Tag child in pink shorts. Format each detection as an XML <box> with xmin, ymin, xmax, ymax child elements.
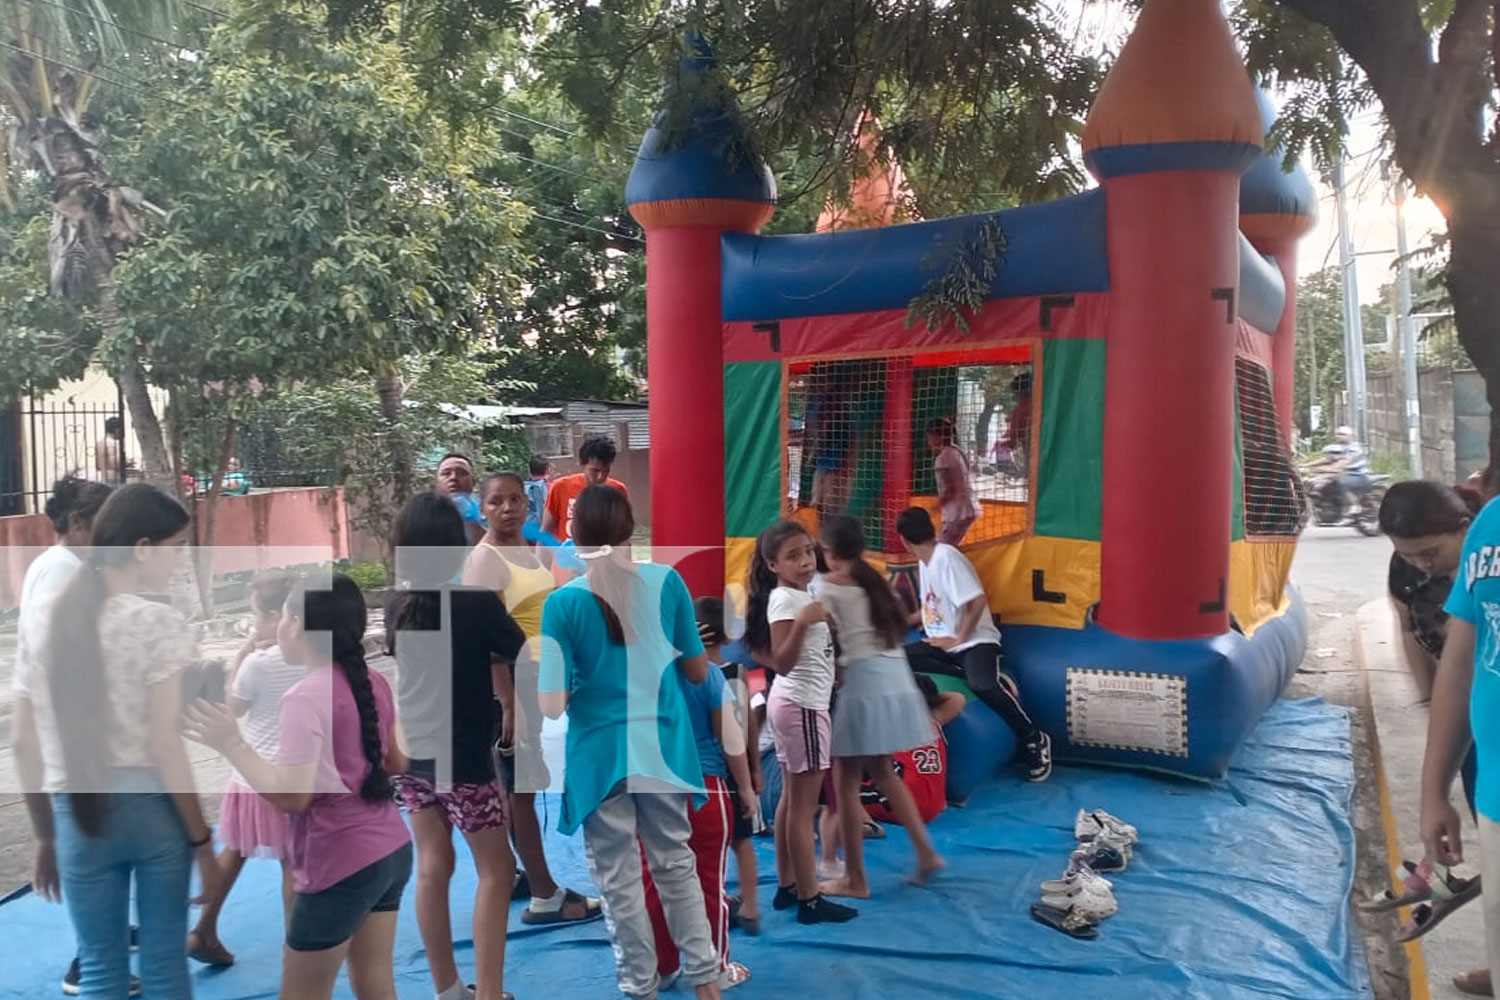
<box><xmin>742</xmin><ymin>520</ymin><xmax>858</xmax><ymax>925</ymax></box>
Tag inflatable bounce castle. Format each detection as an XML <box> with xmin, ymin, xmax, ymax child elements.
<box><xmin>626</xmin><ymin>0</ymin><xmax>1316</xmax><ymax>781</ymax></box>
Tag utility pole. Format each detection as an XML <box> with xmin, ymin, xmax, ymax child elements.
<box><xmin>1332</xmin><ymin>157</ymin><xmax>1368</xmax><ymax>440</ymax></box>
<box><xmin>1393</xmin><ymin>174</ymin><xmax>1422</xmax><ymax>476</ymax></box>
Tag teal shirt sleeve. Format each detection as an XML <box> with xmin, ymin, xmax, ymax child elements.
<box><xmin>1446</xmin><ymin>515</ymin><xmax>1489</xmax><ymax>624</ymax></box>
<box><xmin>539</xmin><ymin>590</ymin><xmax>572</xmax><ymax>694</ymax></box>
<box><xmin>666</xmin><ymin>569</ymin><xmax>706</xmax><ymax>660</ymax></box>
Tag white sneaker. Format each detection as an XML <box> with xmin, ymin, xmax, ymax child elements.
<box><xmin>1074</xmin><ymin>808</ymin><xmax>1139</xmax><ymax>846</ymax></box>
<box><xmin>1040</xmin><ymin>862</ymin><xmax>1112</xmax><ymax>895</ymax></box>
<box><xmin>1041</xmin><ymin>881</ymin><xmax>1118</xmax><ymax>921</ymax></box>
<box><xmin>817</xmin><ymin>859</ymin><xmax>846</xmax><ymax>881</ymax></box>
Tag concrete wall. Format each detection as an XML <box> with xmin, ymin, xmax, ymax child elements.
<box><xmin>0</xmin><ymin>486</ymin><xmax>350</xmax><ymax>609</ymax></box>
<box><xmin>1365</xmin><ymin>368</ymin><xmax>1485</xmax><ymax>484</ymax></box>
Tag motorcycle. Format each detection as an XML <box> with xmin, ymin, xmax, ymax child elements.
<box><xmin>1302</xmin><ymin>471</ymin><xmax>1391</xmax><ymax>537</ymax></box>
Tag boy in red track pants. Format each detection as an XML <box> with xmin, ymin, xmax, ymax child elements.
<box><xmin>642</xmin><ymin>607</ymin><xmax>761</xmax><ymax>989</ymax></box>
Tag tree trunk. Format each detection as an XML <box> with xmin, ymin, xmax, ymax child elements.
<box><xmin>975</xmin><ymin>398</ymin><xmax>1000</xmax><ymax>464</ymax></box>
<box><xmin>375</xmin><ymin>368</ymin><xmax>413</xmax><ymax>503</ymax></box>
<box><xmin>97</xmin><ymin>275</ymin><xmax>172</xmax><ymax>480</ymax></box>
<box><xmin>193</xmin><ymin>415</ymin><xmax>239</xmax><ymax>618</ymax></box>
<box><xmin>1442</xmin><ymin>208</ymin><xmax>1500</xmax><ymax>475</ymax></box>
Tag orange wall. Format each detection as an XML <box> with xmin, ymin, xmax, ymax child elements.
<box><xmin>0</xmin><ymin>513</ymin><xmax>62</xmax><ymax>609</ymax></box>
<box><xmin>193</xmin><ymin>487</ymin><xmax>350</xmax><ymax>578</ymax></box>
<box><xmin>0</xmin><ymin>487</ymin><xmax>350</xmax><ymax>609</ymax></box>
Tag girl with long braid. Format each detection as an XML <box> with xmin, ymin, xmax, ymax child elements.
<box><xmin>186</xmin><ymin>574</ymin><xmax>412</xmax><ymax>1000</ymax></box>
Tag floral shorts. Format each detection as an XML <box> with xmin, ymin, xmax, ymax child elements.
<box><xmin>393</xmin><ymin>773</ymin><xmax>507</xmax><ymax>833</ymax></box>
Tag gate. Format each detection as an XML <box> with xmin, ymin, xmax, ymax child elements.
<box><xmin>0</xmin><ymin>388</ymin><xmax>128</xmax><ymax>515</ymax></box>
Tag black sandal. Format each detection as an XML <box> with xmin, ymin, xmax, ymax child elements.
<box><xmin>520</xmin><ymin>888</ymin><xmax>603</xmax><ymax>925</ymax></box>
<box><xmin>1030</xmin><ymin>902</ymin><xmax>1098</xmax><ymax>939</ymax></box>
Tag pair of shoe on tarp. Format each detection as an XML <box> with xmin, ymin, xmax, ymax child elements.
<box><xmin>1029</xmin><ymin>810</ymin><xmax>1139</xmax><ymax>940</ymax></box>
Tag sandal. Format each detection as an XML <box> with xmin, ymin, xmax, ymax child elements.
<box><xmin>723</xmin><ymin>962</ymin><xmax>751</xmax><ymax>990</ymax></box>
<box><xmin>186</xmin><ymin>932</ymin><xmax>235</xmax><ymax>968</ymax></box>
<box><xmin>1454</xmin><ymin>969</ymin><xmax>1494</xmax><ymax>997</ymax></box>
<box><xmin>1029</xmin><ymin>901</ymin><xmax>1099</xmax><ymax>939</ymax></box>
<box><xmin>520</xmin><ymin>887</ymin><xmax>603</xmax><ymax>926</ymax></box>
<box><xmin>862</xmin><ymin>819</ymin><xmax>886</xmax><ymax>840</ymax></box>
<box><xmin>1360</xmin><ymin>859</ymin><xmax>1430</xmax><ymax>912</ymax></box>
<box><xmin>466</xmin><ymin>985</ymin><xmax>513</xmax><ymax>1000</ymax></box>
<box><xmin>1394</xmin><ymin>874</ymin><xmax>1483</xmax><ymax>942</ymax></box>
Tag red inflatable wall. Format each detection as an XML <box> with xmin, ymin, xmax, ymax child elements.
<box><xmin>1098</xmin><ymin>171</ymin><xmax>1239</xmax><ymax>640</ymax></box>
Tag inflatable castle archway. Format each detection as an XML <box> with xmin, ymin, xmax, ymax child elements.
<box><xmin>626</xmin><ymin>0</ymin><xmax>1317</xmax><ymax>780</ymax></box>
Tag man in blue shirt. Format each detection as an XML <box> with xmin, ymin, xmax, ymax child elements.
<box><xmin>1421</xmin><ymin>495</ymin><xmax>1500</xmax><ymax>988</ymax></box>
<box><xmin>1308</xmin><ymin>426</ymin><xmax>1371</xmax><ymax>517</ymax></box>
<box><xmin>435</xmin><ymin>452</ymin><xmax>486</xmax><ymax>544</ymax></box>
<box><xmin>524</xmin><ymin>455</ymin><xmax>550</xmax><ymax>534</ymax></box>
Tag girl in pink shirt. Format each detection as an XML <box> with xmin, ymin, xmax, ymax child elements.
<box><xmin>187</xmin><ymin>574</ymin><xmax>412</xmax><ymax>1000</ymax></box>
<box><xmin>927</xmin><ymin>418</ymin><xmax>978</xmax><ymax>546</ymax></box>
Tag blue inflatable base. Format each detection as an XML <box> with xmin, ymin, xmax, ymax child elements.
<box><xmin>0</xmin><ymin>698</ymin><xmax>1368</xmax><ymax>1000</ymax></box>
<box><xmin>939</xmin><ymin>697</ymin><xmax>1019</xmax><ymax>804</ymax></box>
<box><xmin>1004</xmin><ymin>588</ymin><xmax>1308</xmax><ymax>779</ymax></box>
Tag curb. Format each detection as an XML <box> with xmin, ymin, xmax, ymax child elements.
<box><xmin>1354</xmin><ymin>603</ymin><xmax>1432</xmax><ymax>1000</ymax></box>
<box><xmin>1354</xmin><ymin>597</ymin><xmax>1485</xmax><ymax>1000</ymax></box>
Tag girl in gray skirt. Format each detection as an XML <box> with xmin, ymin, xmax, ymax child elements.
<box><xmin>817</xmin><ymin>516</ymin><xmax>945</xmax><ymax>898</ymax></box>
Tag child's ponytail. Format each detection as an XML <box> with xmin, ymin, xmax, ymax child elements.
<box><xmin>822</xmin><ymin>515</ymin><xmax>906</xmax><ymax>649</ymax></box>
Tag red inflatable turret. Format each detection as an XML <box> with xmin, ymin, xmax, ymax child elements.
<box><xmin>1084</xmin><ymin>0</ymin><xmax>1264</xmax><ymax>640</ymax></box>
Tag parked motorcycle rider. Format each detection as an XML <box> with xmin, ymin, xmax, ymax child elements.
<box><xmin>1307</xmin><ymin>426</ymin><xmax>1373</xmax><ymax>519</ymax></box>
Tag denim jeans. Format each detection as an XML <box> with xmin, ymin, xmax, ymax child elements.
<box><xmin>54</xmin><ymin>776</ymin><xmax>193</xmax><ymax>1000</ymax></box>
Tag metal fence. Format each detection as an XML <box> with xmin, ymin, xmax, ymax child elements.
<box><xmin>0</xmin><ymin>391</ymin><xmax>128</xmax><ymax>516</ymax></box>
<box><xmin>177</xmin><ymin>399</ymin><xmax>336</xmax><ymax>493</ymax></box>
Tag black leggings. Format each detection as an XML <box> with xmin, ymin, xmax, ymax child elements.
<box><xmin>904</xmin><ymin>641</ymin><xmax>1037</xmax><ymax>741</ymax></box>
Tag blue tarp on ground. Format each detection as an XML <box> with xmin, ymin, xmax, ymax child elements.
<box><xmin>0</xmin><ymin>698</ymin><xmax>1371</xmax><ymax>1000</ymax></box>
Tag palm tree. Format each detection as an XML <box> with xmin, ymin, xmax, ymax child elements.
<box><xmin>1</xmin><ymin>0</ymin><xmax>200</xmax><ymax>478</ymax></box>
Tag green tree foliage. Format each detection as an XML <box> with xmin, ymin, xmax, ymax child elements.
<box><xmin>0</xmin><ymin>0</ymin><xmax>207</xmax><ymax>475</ymax></box>
<box><xmin>0</xmin><ymin>181</ymin><xmax>97</xmax><ymax>400</ymax></box>
<box><xmin>1293</xmin><ymin>268</ymin><xmax>1347</xmax><ymax>441</ymax></box>
<box><xmin>107</xmin><ymin>14</ymin><xmax>526</xmax><ymax>393</ymax></box>
<box><xmin>90</xmin><ymin>6</ymin><xmax>527</xmax><ymax>598</ymax></box>
<box><xmin>1240</xmin><ymin>0</ymin><xmax>1500</xmax><ymax>466</ymax></box>
<box><xmin>467</xmin><ymin>40</ymin><xmax>651</xmax><ymax>401</ymax></box>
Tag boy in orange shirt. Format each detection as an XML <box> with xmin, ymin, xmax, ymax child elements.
<box><xmin>542</xmin><ymin>434</ymin><xmax>629</xmax><ymax>542</ymax></box>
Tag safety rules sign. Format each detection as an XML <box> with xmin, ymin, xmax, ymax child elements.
<box><xmin>1065</xmin><ymin>668</ymin><xmax>1188</xmax><ymax>758</ymax></box>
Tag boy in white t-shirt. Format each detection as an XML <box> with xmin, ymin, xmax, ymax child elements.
<box><xmin>895</xmin><ymin>507</ymin><xmax>1052</xmax><ymax>782</ymax></box>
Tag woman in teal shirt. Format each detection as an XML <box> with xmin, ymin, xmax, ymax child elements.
<box><xmin>539</xmin><ymin>486</ymin><xmax>723</xmax><ymax>1000</ymax></box>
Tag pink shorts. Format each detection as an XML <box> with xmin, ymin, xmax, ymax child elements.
<box><xmin>766</xmin><ymin>688</ymin><xmax>831</xmax><ymax>774</ymax></box>
<box><xmin>393</xmin><ymin>773</ymin><xmax>507</xmax><ymax>833</ymax></box>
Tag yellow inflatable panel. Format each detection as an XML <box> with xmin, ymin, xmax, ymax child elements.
<box><xmin>1228</xmin><ymin>538</ymin><xmax>1296</xmax><ymax>635</ymax></box>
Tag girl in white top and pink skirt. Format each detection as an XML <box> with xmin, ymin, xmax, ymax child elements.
<box><xmin>189</xmin><ymin>571</ymin><xmax>303</xmax><ymax>967</ymax></box>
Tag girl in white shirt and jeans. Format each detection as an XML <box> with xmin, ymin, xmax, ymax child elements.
<box><xmin>17</xmin><ymin>484</ymin><xmax>223</xmax><ymax>1000</ymax></box>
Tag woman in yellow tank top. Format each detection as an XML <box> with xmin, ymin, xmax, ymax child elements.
<box><xmin>463</xmin><ymin>472</ymin><xmax>602</xmax><ymax>926</ymax></box>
